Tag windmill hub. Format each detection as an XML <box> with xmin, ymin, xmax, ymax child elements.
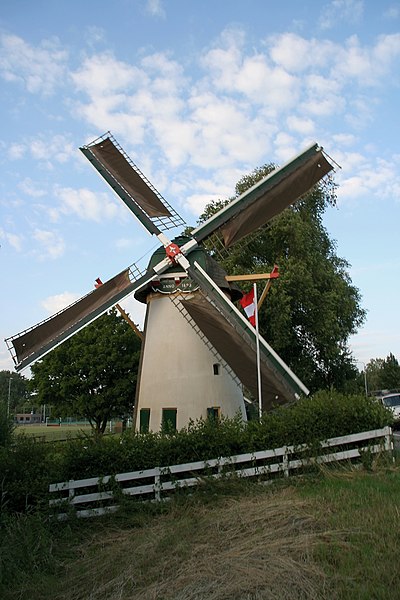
<box><xmin>165</xmin><ymin>242</ymin><xmax>182</xmax><ymax>263</ymax></box>
<box><xmin>134</xmin><ymin>236</ymin><xmax>242</xmax><ymax>305</ymax></box>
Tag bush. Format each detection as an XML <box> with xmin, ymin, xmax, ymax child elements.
<box><xmin>0</xmin><ymin>436</ymin><xmax>57</xmax><ymax>516</ymax></box>
<box><xmin>57</xmin><ymin>415</ymin><xmax>247</xmax><ymax>480</ymax></box>
<box><xmin>245</xmin><ymin>390</ymin><xmax>393</xmax><ymax>451</ymax></box>
<box><xmin>56</xmin><ymin>392</ymin><xmax>393</xmax><ymax>481</ymax></box>
<box><xmin>0</xmin><ymin>391</ymin><xmax>393</xmax><ymax>513</ymax></box>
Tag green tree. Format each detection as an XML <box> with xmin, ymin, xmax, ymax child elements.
<box><xmin>0</xmin><ymin>402</ymin><xmax>14</xmax><ymax>447</ymax></box>
<box><xmin>365</xmin><ymin>354</ymin><xmax>400</xmax><ymax>392</ymax></box>
<box><xmin>365</xmin><ymin>358</ymin><xmax>385</xmax><ymax>392</ymax></box>
<box><xmin>0</xmin><ymin>370</ymin><xmax>29</xmax><ymax>414</ymax></box>
<box><xmin>380</xmin><ymin>353</ymin><xmax>400</xmax><ymax>389</ymax></box>
<box><xmin>30</xmin><ymin>309</ymin><xmax>142</xmax><ymax>435</ymax></box>
<box><xmin>199</xmin><ymin>164</ymin><xmax>365</xmax><ymax>392</ymax></box>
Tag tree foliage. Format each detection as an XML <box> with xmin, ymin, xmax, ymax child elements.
<box><xmin>200</xmin><ymin>164</ymin><xmax>366</xmax><ymax>392</ymax></box>
<box><xmin>0</xmin><ymin>371</ymin><xmax>29</xmax><ymax>413</ymax></box>
<box><xmin>365</xmin><ymin>353</ymin><xmax>400</xmax><ymax>392</ymax></box>
<box><xmin>30</xmin><ymin>309</ymin><xmax>142</xmax><ymax>434</ymax></box>
<box><xmin>0</xmin><ymin>403</ymin><xmax>14</xmax><ymax>447</ymax></box>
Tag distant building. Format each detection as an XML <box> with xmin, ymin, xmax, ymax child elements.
<box><xmin>15</xmin><ymin>412</ymin><xmax>41</xmax><ymax>424</ymax></box>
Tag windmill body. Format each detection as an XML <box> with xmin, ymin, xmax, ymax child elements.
<box><xmin>135</xmin><ymin>290</ymin><xmax>246</xmax><ymax>432</ymax></box>
<box><xmin>133</xmin><ymin>237</ymin><xmax>247</xmax><ymax>432</ymax></box>
<box><xmin>6</xmin><ymin>132</ymin><xmax>336</xmax><ymax>429</ymax></box>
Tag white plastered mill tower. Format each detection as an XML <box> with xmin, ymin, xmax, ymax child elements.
<box><xmin>133</xmin><ymin>237</ymin><xmax>247</xmax><ymax>432</ymax></box>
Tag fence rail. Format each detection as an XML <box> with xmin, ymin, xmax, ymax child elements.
<box><xmin>49</xmin><ymin>426</ymin><xmax>393</xmax><ymax>519</ymax></box>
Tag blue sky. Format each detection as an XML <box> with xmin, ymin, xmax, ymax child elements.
<box><xmin>1</xmin><ymin>0</ymin><xmax>400</xmax><ymax>374</ymax></box>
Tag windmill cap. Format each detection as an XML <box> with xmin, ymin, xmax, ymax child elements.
<box><xmin>134</xmin><ymin>236</ymin><xmax>242</xmax><ymax>304</ymax></box>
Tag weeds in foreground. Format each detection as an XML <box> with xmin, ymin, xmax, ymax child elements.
<box><xmin>2</xmin><ymin>464</ymin><xmax>400</xmax><ymax>600</ymax></box>
<box><xmin>299</xmin><ymin>465</ymin><xmax>400</xmax><ymax>600</ymax></box>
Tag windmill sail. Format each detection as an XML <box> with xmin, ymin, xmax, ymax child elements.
<box><xmin>191</xmin><ymin>143</ymin><xmax>334</xmax><ymax>248</ymax></box>
<box><xmin>80</xmin><ymin>133</ymin><xmax>186</xmax><ymax>235</ymax></box>
<box><xmin>182</xmin><ymin>261</ymin><xmax>309</xmax><ymax>409</ymax></box>
<box><xmin>6</xmin><ymin>130</ymin><xmax>334</xmax><ymax>414</ymax></box>
<box><xmin>6</xmin><ymin>267</ymin><xmax>156</xmax><ymax>372</ymax></box>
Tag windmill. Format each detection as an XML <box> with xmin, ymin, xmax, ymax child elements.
<box><xmin>5</xmin><ymin>132</ymin><xmax>335</xmax><ymax>432</ymax></box>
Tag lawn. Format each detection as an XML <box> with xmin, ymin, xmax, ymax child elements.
<box><xmin>14</xmin><ymin>423</ymin><xmax>92</xmax><ymax>441</ymax></box>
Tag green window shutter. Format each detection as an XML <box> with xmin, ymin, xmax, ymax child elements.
<box><xmin>162</xmin><ymin>408</ymin><xmax>177</xmax><ymax>433</ymax></box>
<box><xmin>140</xmin><ymin>408</ymin><xmax>150</xmax><ymax>433</ymax></box>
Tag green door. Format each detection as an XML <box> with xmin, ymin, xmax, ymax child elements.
<box><xmin>207</xmin><ymin>407</ymin><xmax>220</xmax><ymax>421</ymax></box>
<box><xmin>162</xmin><ymin>408</ymin><xmax>177</xmax><ymax>433</ymax></box>
<box><xmin>139</xmin><ymin>408</ymin><xmax>150</xmax><ymax>433</ymax></box>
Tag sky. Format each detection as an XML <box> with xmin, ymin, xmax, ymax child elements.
<box><xmin>1</xmin><ymin>0</ymin><xmax>400</xmax><ymax>376</ymax></box>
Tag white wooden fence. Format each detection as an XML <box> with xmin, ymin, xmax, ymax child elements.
<box><xmin>49</xmin><ymin>426</ymin><xmax>393</xmax><ymax>519</ymax></box>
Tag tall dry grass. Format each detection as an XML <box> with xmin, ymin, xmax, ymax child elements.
<box><xmin>54</xmin><ymin>486</ymin><xmax>339</xmax><ymax>600</ymax></box>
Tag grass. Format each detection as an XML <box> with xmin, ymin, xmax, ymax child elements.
<box><xmin>2</xmin><ymin>464</ymin><xmax>400</xmax><ymax>600</ymax></box>
<box><xmin>14</xmin><ymin>423</ymin><xmax>92</xmax><ymax>441</ymax></box>
<box><xmin>298</xmin><ymin>464</ymin><xmax>400</xmax><ymax>599</ymax></box>
<box><xmin>56</xmin><ymin>487</ymin><xmax>332</xmax><ymax>600</ymax></box>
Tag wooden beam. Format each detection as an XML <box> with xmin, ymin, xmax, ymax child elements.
<box><xmin>257</xmin><ymin>280</ymin><xmax>273</xmax><ymax>311</ymax></box>
<box><xmin>115</xmin><ymin>304</ymin><xmax>144</xmax><ymax>341</ymax></box>
<box><xmin>94</xmin><ymin>277</ymin><xmax>143</xmax><ymax>340</ymax></box>
<box><xmin>225</xmin><ymin>273</ymin><xmax>274</xmax><ymax>282</ymax></box>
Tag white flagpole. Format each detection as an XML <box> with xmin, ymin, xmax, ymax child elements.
<box><xmin>253</xmin><ymin>283</ymin><xmax>262</xmax><ymax>420</ymax></box>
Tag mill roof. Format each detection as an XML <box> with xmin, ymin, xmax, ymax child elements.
<box><xmin>134</xmin><ymin>236</ymin><xmax>242</xmax><ymax>304</ymax></box>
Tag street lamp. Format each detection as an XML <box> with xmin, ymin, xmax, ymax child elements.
<box><xmin>357</xmin><ymin>362</ymin><xmax>368</xmax><ymax>397</ymax></box>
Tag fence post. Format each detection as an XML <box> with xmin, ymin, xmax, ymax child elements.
<box><xmin>385</xmin><ymin>426</ymin><xmax>395</xmax><ymax>462</ymax></box>
<box><xmin>68</xmin><ymin>480</ymin><xmax>75</xmax><ymax>501</ymax></box>
<box><xmin>282</xmin><ymin>447</ymin><xmax>289</xmax><ymax>477</ymax></box>
<box><xmin>154</xmin><ymin>467</ymin><xmax>161</xmax><ymax>502</ymax></box>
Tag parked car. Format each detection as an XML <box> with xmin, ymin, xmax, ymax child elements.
<box><xmin>378</xmin><ymin>393</ymin><xmax>400</xmax><ymax>423</ymax></box>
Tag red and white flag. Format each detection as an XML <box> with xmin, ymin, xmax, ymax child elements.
<box><xmin>240</xmin><ymin>288</ymin><xmax>256</xmax><ymax>327</ymax></box>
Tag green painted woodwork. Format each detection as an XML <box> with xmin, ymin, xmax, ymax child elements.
<box><xmin>140</xmin><ymin>408</ymin><xmax>150</xmax><ymax>433</ymax></box>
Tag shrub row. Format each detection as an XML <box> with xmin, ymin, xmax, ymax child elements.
<box><xmin>0</xmin><ymin>391</ymin><xmax>393</xmax><ymax>516</ymax></box>
<box><xmin>60</xmin><ymin>390</ymin><xmax>392</xmax><ymax>479</ymax></box>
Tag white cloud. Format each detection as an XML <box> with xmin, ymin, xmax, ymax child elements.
<box><xmin>0</xmin><ymin>347</ymin><xmax>15</xmax><ymax>372</ymax></box>
<box><xmin>333</xmin><ymin>33</ymin><xmax>400</xmax><ymax>85</ymax></box>
<box><xmin>332</xmin><ymin>133</ymin><xmax>357</xmax><ymax>146</ymax></box>
<box><xmin>286</xmin><ymin>115</ymin><xmax>315</xmax><ymax>136</ymax></box>
<box><xmin>29</xmin><ymin>135</ymin><xmax>75</xmax><ymax>164</ymax></box>
<box><xmin>41</xmin><ymin>292</ymin><xmax>80</xmax><ymax>314</ymax></box>
<box><xmin>18</xmin><ymin>178</ymin><xmax>47</xmax><ymax>198</ymax></box>
<box><xmin>33</xmin><ymin>229</ymin><xmax>65</xmax><ymax>259</ymax></box>
<box><xmin>53</xmin><ymin>187</ymin><xmax>121</xmax><ymax>222</ymax></box>
<box><xmin>146</xmin><ymin>0</ymin><xmax>166</xmax><ymax>18</ymax></box>
<box><xmin>319</xmin><ymin>0</ymin><xmax>364</xmax><ymax>30</ymax></box>
<box><xmin>268</xmin><ymin>31</ymin><xmax>400</xmax><ymax>88</ymax></box>
<box><xmin>336</xmin><ymin>154</ymin><xmax>400</xmax><ymax>203</ymax></box>
<box><xmin>115</xmin><ymin>238</ymin><xmax>135</xmax><ymax>250</ymax></box>
<box><xmin>185</xmin><ymin>193</ymin><xmax>221</xmax><ymax>216</ymax></box>
<box><xmin>6</xmin><ymin>134</ymin><xmax>75</xmax><ymax>168</ymax></box>
<box><xmin>201</xmin><ymin>34</ymin><xmax>299</xmax><ymax>111</ymax></box>
<box><xmin>8</xmin><ymin>143</ymin><xmax>25</xmax><ymax>160</ymax></box>
<box><xmin>273</xmin><ymin>132</ymin><xmax>300</xmax><ymax>163</ymax></box>
<box><xmin>72</xmin><ymin>52</ymin><xmax>142</xmax><ymax>95</ymax></box>
<box><xmin>268</xmin><ymin>33</ymin><xmax>336</xmax><ymax>72</ymax></box>
<box><xmin>384</xmin><ymin>6</ymin><xmax>400</xmax><ymax>19</ymax></box>
<box><xmin>0</xmin><ymin>228</ymin><xmax>23</xmax><ymax>251</ymax></box>
<box><xmin>0</xmin><ymin>33</ymin><xmax>68</xmax><ymax>95</ymax></box>
<box><xmin>64</xmin><ymin>26</ymin><xmax>400</xmax><ymax>217</ymax></box>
